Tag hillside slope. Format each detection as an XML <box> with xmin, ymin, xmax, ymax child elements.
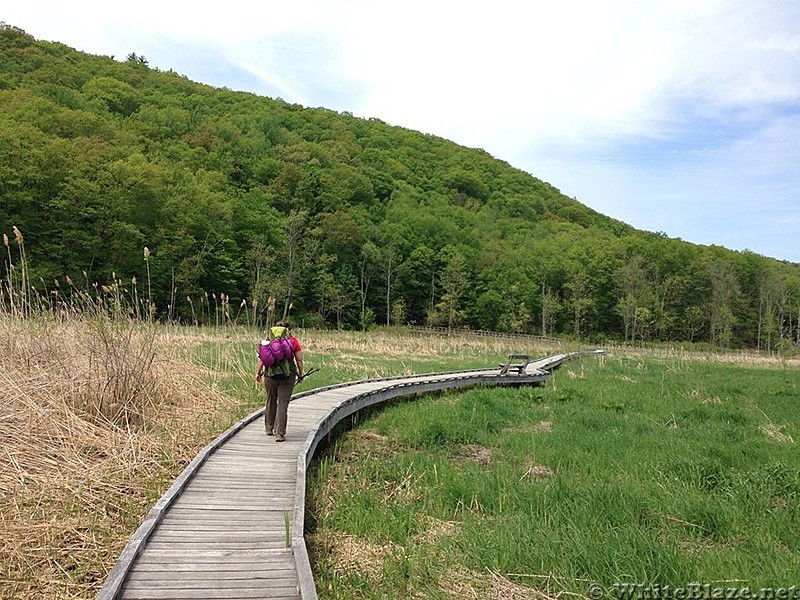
<box><xmin>1</xmin><ymin>24</ymin><xmax>798</xmax><ymax>349</ymax></box>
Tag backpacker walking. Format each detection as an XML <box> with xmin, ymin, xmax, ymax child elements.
<box><xmin>255</xmin><ymin>320</ymin><xmax>304</xmax><ymax>442</ymax></box>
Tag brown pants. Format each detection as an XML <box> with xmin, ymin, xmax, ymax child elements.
<box><xmin>264</xmin><ymin>375</ymin><xmax>296</xmax><ymax>436</ymax></box>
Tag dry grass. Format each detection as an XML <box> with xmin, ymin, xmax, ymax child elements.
<box><xmin>520</xmin><ymin>458</ymin><xmax>555</xmax><ymax>482</ymax></box>
<box><xmin>307</xmin><ymin>328</ymin><xmax>554</xmax><ymax>357</ymax></box>
<box><xmin>319</xmin><ymin>532</ymin><xmax>404</xmax><ymax>580</ymax></box>
<box><xmin>313</xmin><ymin>523</ymin><xmax>551</xmax><ymax>599</ymax></box>
<box><xmin>760</xmin><ymin>423</ymin><xmax>795</xmax><ymax>444</ymax></box>
<box><xmin>439</xmin><ymin>565</ymin><xmax>554</xmax><ymax>600</ymax></box>
<box><xmin>531</xmin><ymin>420</ymin><xmax>553</xmax><ymax>434</ymax></box>
<box><xmin>0</xmin><ymin>315</ymin><xmax>241</xmax><ymax>599</ymax></box>
<box><xmin>410</xmin><ymin>515</ymin><xmax>458</xmax><ymax>546</ymax></box>
<box><xmin>451</xmin><ymin>444</ymin><xmax>493</xmax><ymax>467</ymax></box>
<box><xmin>603</xmin><ymin>342</ymin><xmax>800</xmax><ymax>369</ymax></box>
<box><xmin>303</xmin><ymin>328</ymin><xmax>565</xmax><ymax>377</ymax></box>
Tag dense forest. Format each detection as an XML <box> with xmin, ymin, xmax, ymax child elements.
<box><xmin>1</xmin><ymin>23</ymin><xmax>799</xmax><ymax>351</ymax></box>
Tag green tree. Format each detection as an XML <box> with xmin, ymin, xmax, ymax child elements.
<box><xmin>564</xmin><ymin>263</ymin><xmax>594</xmax><ymax>338</ymax></box>
<box><xmin>377</xmin><ymin>243</ymin><xmax>400</xmax><ymax>326</ymax></box>
<box><xmin>280</xmin><ymin>209</ymin><xmax>313</xmax><ymax>319</ymax></box>
<box><xmin>434</xmin><ymin>246</ymin><xmax>469</xmax><ymax>332</ymax></box>
<box><xmin>398</xmin><ymin>244</ymin><xmax>437</xmax><ymax>325</ymax></box>
<box><xmin>616</xmin><ymin>255</ymin><xmax>652</xmax><ymax>342</ymax></box>
<box><xmin>541</xmin><ymin>286</ymin><xmax>560</xmax><ymax>338</ymax></box>
<box><xmin>390</xmin><ymin>297</ymin><xmax>407</xmax><ymax>326</ymax></box>
<box><xmin>317</xmin><ymin>209</ymin><xmax>366</xmax><ymax>271</ymax></box>
<box><xmin>83</xmin><ymin>76</ymin><xmax>140</xmax><ymax>116</ymax></box>
<box><xmin>358</xmin><ymin>241</ymin><xmax>380</xmax><ymax>326</ymax></box>
<box><xmin>707</xmin><ymin>260</ymin><xmax>740</xmax><ymax>349</ymax></box>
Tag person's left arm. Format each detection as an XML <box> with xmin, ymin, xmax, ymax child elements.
<box><xmin>255</xmin><ymin>358</ymin><xmax>264</xmax><ymax>384</ymax></box>
<box><xmin>294</xmin><ymin>349</ymin><xmax>304</xmax><ymax>379</ymax></box>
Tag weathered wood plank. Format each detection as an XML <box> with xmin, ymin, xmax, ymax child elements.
<box><xmin>123</xmin><ymin>577</ymin><xmax>297</xmax><ymax>589</ymax></box>
<box><xmin>167</xmin><ymin>503</ymin><xmax>293</xmax><ymax>511</ymax></box>
<box><xmin>144</xmin><ymin>540</ymin><xmax>289</xmax><ymax>550</ymax></box>
<box><xmin>120</xmin><ymin>588</ymin><xmax>299</xmax><ymax>599</ymax></box>
<box><xmin>161</xmin><ymin>509</ymin><xmax>277</xmax><ymax>519</ymax></box>
<box><xmin>175</xmin><ymin>483</ymin><xmax>288</xmax><ymax>493</ymax></box>
<box><xmin>149</xmin><ymin>530</ymin><xmax>286</xmax><ymax>540</ymax></box>
<box><xmin>131</xmin><ymin>547</ymin><xmax>293</xmax><ymax>561</ymax></box>
<box><xmin>128</xmin><ymin>565</ymin><xmax>296</xmax><ymax>575</ymax></box>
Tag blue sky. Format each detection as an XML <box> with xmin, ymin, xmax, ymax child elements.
<box><xmin>5</xmin><ymin>0</ymin><xmax>800</xmax><ymax>262</ymax></box>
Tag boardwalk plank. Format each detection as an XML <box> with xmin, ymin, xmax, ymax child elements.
<box><xmin>124</xmin><ymin>577</ymin><xmax>297</xmax><ymax>589</ymax></box>
<box><xmin>149</xmin><ymin>530</ymin><xmax>286</xmax><ymax>541</ymax></box>
<box><xmin>129</xmin><ymin>566</ymin><xmax>296</xmax><ymax>575</ymax></box>
<box><xmin>121</xmin><ymin>588</ymin><xmax>299</xmax><ymax>599</ymax></box>
<box><xmin>144</xmin><ymin>541</ymin><xmax>289</xmax><ymax>550</ymax></box>
<box><xmin>132</xmin><ymin>548</ymin><xmax>293</xmax><ymax>561</ymax></box>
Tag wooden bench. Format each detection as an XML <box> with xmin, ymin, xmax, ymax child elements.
<box><xmin>498</xmin><ymin>354</ymin><xmax>530</xmax><ymax>375</ymax></box>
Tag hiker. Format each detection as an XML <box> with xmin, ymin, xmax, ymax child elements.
<box><xmin>255</xmin><ymin>320</ymin><xmax>304</xmax><ymax>442</ymax></box>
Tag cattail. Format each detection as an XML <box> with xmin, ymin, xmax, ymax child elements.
<box><xmin>143</xmin><ymin>247</ymin><xmax>150</xmax><ymax>261</ymax></box>
<box><xmin>132</xmin><ymin>276</ymin><xmax>137</xmax><ymax>286</ymax></box>
<box><xmin>12</xmin><ymin>226</ymin><xmax>23</xmax><ymax>244</ymax></box>
<box><xmin>3</xmin><ymin>234</ymin><xmax>8</xmax><ymax>247</ymax></box>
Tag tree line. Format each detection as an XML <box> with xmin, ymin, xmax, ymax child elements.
<box><xmin>1</xmin><ymin>24</ymin><xmax>799</xmax><ymax>351</ymax></box>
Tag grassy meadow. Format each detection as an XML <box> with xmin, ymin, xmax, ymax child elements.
<box><xmin>306</xmin><ymin>350</ymin><xmax>800</xmax><ymax>599</ymax></box>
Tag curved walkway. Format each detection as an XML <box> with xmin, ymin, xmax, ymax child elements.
<box><xmin>97</xmin><ymin>354</ymin><xmax>581</xmax><ymax>600</ymax></box>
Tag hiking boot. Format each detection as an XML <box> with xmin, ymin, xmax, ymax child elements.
<box><xmin>275</xmin><ymin>434</ymin><xmax>286</xmax><ymax>442</ymax></box>
<box><xmin>266</xmin><ymin>428</ymin><xmax>274</xmax><ymax>436</ymax></box>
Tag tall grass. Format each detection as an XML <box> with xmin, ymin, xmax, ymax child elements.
<box><xmin>306</xmin><ymin>352</ymin><xmax>800</xmax><ymax>599</ymax></box>
<box><xmin>0</xmin><ymin>229</ymin><xmax>259</xmax><ymax>598</ymax></box>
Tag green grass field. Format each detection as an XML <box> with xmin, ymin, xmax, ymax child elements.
<box><xmin>306</xmin><ymin>352</ymin><xmax>800</xmax><ymax>599</ymax></box>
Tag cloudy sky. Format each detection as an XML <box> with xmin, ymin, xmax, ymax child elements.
<box><xmin>6</xmin><ymin>0</ymin><xmax>800</xmax><ymax>262</ymax></box>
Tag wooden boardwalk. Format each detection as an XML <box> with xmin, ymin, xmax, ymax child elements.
<box><xmin>98</xmin><ymin>355</ymin><xmax>578</xmax><ymax>600</ymax></box>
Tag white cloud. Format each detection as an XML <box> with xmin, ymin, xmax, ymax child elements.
<box><xmin>339</xmin><ymin>1</ymin><xmax>682</xmax><ymax>144</ymax></box>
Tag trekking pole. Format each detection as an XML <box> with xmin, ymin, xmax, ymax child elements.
<box><xmin>297</xmin><ymin>367</ymin><xmax>319</xmax><ymax>383</ymax></box>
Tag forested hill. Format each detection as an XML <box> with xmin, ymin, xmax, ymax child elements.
<box><xmin>1</xmin><ymin>24</ymin><xmax>798</xmax><ymax>350</ymax></box>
